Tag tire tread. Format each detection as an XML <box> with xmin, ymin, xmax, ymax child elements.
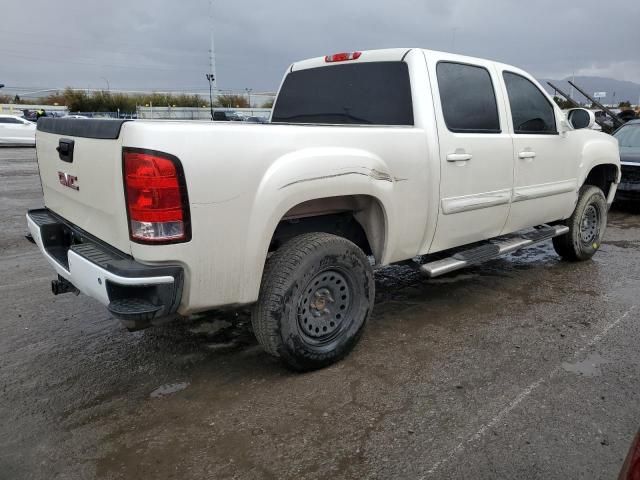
<box><xmin>252</xmin><ymin>232</ymin><xmax>373</xmax><ymax>370</ymax></box>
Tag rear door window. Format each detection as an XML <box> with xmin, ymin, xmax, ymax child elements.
<box><xmin>503</xmin><ymin>72</ymin><xmax>557</xmax><ymax>134</ymax></box>
<box><xmin>272</xmin><ymin>62</ymin><xmax>414</xmax><ymax>126</ymax></box>
<box><xmin>436</xmin><ymin>62</ymin><xmax>501</xmax><ymax>133</ymax></box>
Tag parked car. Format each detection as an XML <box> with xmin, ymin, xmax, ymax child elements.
<box><xmin>212</xmin><ymin>111</ymin><xmax>245</xmax><ymax>122</ymax></box>
<box><xmin>212</xmin><ymin>111</ymin><xmax>239</xmax><ymax>121</ymax></box>
<box><xmin>614</xmin><ymin>119</ymin><xmax>640</xmax><ymax>202</ymax></box>
<box><xmin>227</xmin><ymin>112</ymin><xmax>245</xmax><ymax>121</ymax></box>
<box><xmin>0</xmin><ymin>114</ymin><xmax>36</xmax><ymax>146</ymax></box>
<box><xmin>245</xmin><ymin>116</ymin><xmax>267</xmax><ymax>123</ymax></box>
<box><xmin>27</xmin><ymin>48</ymin><xmax>620</xmax><ymax>371</ymax></box>
<box><xmin>618</xmin><ymin>109</ymin><xmax>639</xmax><ymax>124</ymax></box>
<box><xmin>21</xmin><ymin>110</ymin><xmax>39</xmax><ymax>122</ymax></box>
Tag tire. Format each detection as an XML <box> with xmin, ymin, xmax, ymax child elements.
<box><xmin>552</xmin><ymin>185</ymin><xmax>608</xmax><ymax>261</ymax></box>
<box><xmin>252</xmin><ymin>232</ymin><xmax>375</xmax><ymax>371</ymax></box>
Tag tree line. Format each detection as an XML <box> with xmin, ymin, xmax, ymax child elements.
<box><xmin>1</xmin><ymin>88</ymin><xmax>274</xmax><ymax>112</ymax></box>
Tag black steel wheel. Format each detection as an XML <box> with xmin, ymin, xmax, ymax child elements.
<box><xmin>252</xmin><ymin>233</ymin><xmax>374</xmax><ymax>371</ymax></box>
<box><xmin>297</xmin><ymin>269</ymin><xmax>353</xmax><ymax>345</ymax></box>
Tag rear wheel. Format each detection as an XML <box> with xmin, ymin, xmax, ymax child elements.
<box><xmin>552</xmin><ymin>185</ymin><xmax>608</xmax><ymax>261</ymax></box>
<box><xmin>252</xmin><ymin>232</ymin><xmax>374</xmax><ymax>371</ymax></box>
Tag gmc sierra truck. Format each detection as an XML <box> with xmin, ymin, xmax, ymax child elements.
<box><xmin>27</xmin><ymin>48</ymin><xmax>620</xmax><ymax>371</ymax></box>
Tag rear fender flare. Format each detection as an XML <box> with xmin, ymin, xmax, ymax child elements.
<box><xmin>242</xmin><ymin>147</ymin><xmax>395</xmax><ymax>302</ymax></box>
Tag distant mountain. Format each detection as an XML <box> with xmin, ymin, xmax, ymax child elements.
<box><xmin>539</xmin><ymin>76</ymin><xmax>640</xmax><ymax>106</ymax></box>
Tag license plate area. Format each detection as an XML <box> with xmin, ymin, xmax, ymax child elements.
<box><xmin>40</xmin><ymin>222</ymin><xmax>82</xmax><ymax>270</ymax></box>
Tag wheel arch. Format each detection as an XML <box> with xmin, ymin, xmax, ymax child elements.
<box><xmin>578</xmin><ymin>136</ymin><xmax>621</xmax><ymax>203</ymax></box>
<box><xmin>268</xmin><ymin>195</ymin><xmax>388</xmax><ymax>262</ymax></box>
<box><xmin>241</xmin><ymin>147</ymin><xmax>395</xmax><ymax>304</ymax></box>
<box><xmin>582</xmin><ymin>163</ymin><xmax>620</xmax><ymax>200</ymax></box>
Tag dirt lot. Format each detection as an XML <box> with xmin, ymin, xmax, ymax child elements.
<box><xmin>1</xmin><ymin>147</ymin><xmax>639</xmax><ymax>479</ymax></box>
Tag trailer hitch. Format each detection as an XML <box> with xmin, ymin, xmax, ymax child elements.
<box><xmin>51</xmin><ymin>275</ymin><xmax>80</xmax><ymax>296</ymax></box>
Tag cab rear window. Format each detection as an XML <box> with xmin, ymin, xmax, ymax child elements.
<box><xmin>272</xmin><ymin>62</ymin><xmax>414</xmax><ymax>126</ymax></box>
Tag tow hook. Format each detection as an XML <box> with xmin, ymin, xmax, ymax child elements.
<box><xmin>51</xmin><ymin>276</ymin><xmax>80</xmax><ymax>296</ymax></box>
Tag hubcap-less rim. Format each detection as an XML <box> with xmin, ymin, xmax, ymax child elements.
<box><xmin>297</xmin><ymin>270</ymin><xmax>351</xmax><ymax>343</ymax></box>
<box><xmin>580</xmin><ymin>204</ymin><xmax>600</xmax><ymax>244</ymax></box>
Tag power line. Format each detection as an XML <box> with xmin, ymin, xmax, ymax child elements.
<box><xmin>0</xmin><ymin>49</ymin><xmax>204</xmax><ymax>72</ymax></box>
<box><xmin>0</xmin><ymin>35</ymin><xmax>205</xmax><ymax>63</ymax></box>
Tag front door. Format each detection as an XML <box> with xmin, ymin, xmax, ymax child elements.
<box><xmin>427</xmin><ymin>56</ymin><xmax>514</xmax><ymax>253</ymax></box>
<box><xmin>498</xmin><ymin>70</ymin><xmax>579</xmax><ymax>232</ymax></box>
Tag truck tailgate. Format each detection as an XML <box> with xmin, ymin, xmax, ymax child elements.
<box><xmin>35</xmin><ymin>118</ymin><xmax>131</xmax><ymax>253</ymax></box>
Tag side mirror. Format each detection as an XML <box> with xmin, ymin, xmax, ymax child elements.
<box><xmin>566</xmin><ymin>108</ymin><xmax>595</xmax><ymax>130</ymax></box>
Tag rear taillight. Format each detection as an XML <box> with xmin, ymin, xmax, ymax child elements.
<box><xmin>324</xmin><ymin>51</ymin><xmax>362</xmax><ymax>63</ymax></box>
<box><xmin>123</xmin><ymin>148</ymin><xmax>190</xmax><ymax>244</ymax></box>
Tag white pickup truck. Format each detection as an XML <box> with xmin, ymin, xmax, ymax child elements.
<box><xmin>27</xmin><ymin>48</ymin><xmax>620</xmax><ymax>370</ymax></box>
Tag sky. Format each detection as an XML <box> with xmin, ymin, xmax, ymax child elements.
<box><xmin>2</xmin><ymin>0</ymin><xmax>640</xmax><ymax>97</ymax></box>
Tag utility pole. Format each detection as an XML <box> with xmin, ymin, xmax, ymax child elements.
<box><xmin>206</xmin><ymin>73</ymin><xmax>215</xmax><ymax>120</ymax></box>
<box><xmin>206</xmin><ymin>0</ymin><xmax>217</xmax><ymax>120</ymax></box>
<box><xmin>245</xmin><ymin>88</ymin><xmax>253</xmax><ymax>108</ymax></box>
<box><xmin>569</xmin><ymin>72</ymin><xmax>575</xmax><ymax>101</ymax></box>
<box><xmin>101</xmin><ymin>77</ymin><xmax>110</xmax><ymax>92</ymax></box>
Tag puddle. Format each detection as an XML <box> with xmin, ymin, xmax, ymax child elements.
<box><xmin>603</xmin><ymin>240</ymin><xmax>640</xmax><ymax>250</ymax></box>
<box><xmin>150</xmin><ymin>382</ymin><xmax>190</xmax><ymax>399</ymax></box>
<box><xmin>189</xmin><ymin>319</ymin><xmax>232</xmax><ymax>336</ymax></box>
<box><xmin>562</xmin><ymin>353</ymin><xmax>610</xmax><ymax>377</ymax></box>
<box><xmin>205</xmin><ymin>341</ymin><xmax>239</xmax><ymax>352</ymax></box>
<box><xmin>428</xmin><ymin>273</ymin><xmax>480</xmax><ymax>284</ymax></box>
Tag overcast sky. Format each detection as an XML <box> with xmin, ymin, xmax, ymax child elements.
<box><xmin>3</xmin><ymin>0</ymin><xmax>639</xmax><ymax>96</ymax></box>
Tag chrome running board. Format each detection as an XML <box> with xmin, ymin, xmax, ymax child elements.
<box><xmin>420</xmin><ymin>225</ymin><xmax>569</xmax><ymax>278</ymax></box>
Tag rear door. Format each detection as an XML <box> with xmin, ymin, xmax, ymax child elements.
<box><xmin>427</xmin><ymin>56</ymin><xmax>513</xmax><ymax>252</ymax></box>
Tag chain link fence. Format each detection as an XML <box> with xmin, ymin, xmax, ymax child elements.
<box><xmin>136</xmin><ymin>107</ymin><xmax>272</xmax><ymax>120</ymax></box>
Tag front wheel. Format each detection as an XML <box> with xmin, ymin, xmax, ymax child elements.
<box><xmin>252</xmin><ymin>233</ymin><xmax>374</xmax><ymax>371</ymax></box>
<box><xmin>552</xmin><ymin>185</ymin><xmax>608</xmax><ymax>261</ymax></box>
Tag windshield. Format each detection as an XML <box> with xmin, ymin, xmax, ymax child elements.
<box><xmin>614</xmin><ymin>124</ymin><xmax>640</xmax><ymax>149</ymax></box>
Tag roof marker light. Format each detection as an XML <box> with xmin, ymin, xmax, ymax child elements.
<box><xmin>325</xmin><ymin>52</ymin><xmax>362</xmax><ymax>63</ymax></box>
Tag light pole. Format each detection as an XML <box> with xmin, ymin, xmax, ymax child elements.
<box><xmin>206</xmin><ymin>73</ymin><xmax>215</xmax><ymax>120</ymax></box>
<box><xmin>245</xmin><ymin>88</ymin><xmax>253</xmax><ymax>108</ymax></box>
<box><xmin>101</xmin><ymin>77</ymin><xmax>110</xmax><ymax>92</ymax></box>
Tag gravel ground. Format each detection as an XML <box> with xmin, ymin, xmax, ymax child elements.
<box><xmin>1</xmin><ymin>147</ymin><xmax>639</xmax><ymax>479</ymax></box>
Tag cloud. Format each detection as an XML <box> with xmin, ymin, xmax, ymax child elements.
<box><xmin>2</xmin><ymin>0</ymin><xmax>639</xmax><ymax>94</ymax></box>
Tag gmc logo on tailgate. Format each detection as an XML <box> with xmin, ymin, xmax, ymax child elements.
<box><xmin>58</xmin><ymin>171</ymin><xmax>79</xmax><ymax>191</ymax></box>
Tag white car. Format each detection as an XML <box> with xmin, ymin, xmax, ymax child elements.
<box><xmin>27</xmin><ymin>48</ymin><xmax>620</xmax><ymax>370</ymax></box>
<box><xmin>0</xmin><ymin>114</ymin><xmax>36</xmax><ymax>146</ymax></box>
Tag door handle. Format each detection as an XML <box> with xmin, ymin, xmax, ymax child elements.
<box><xmin>447</xmin><ymin>153</ymin><xmax>473</xmax><ymax>162</ymax></box>
<box><xmin>518</xmin><ymin>151</ymin><xmax>536</xmax><ymax>159</ymax></box>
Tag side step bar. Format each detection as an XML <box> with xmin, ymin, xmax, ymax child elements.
<box><xmin>420</xmin><ymin>225</ymin><xmax>569</xmax><ymax>278</ymax></box>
